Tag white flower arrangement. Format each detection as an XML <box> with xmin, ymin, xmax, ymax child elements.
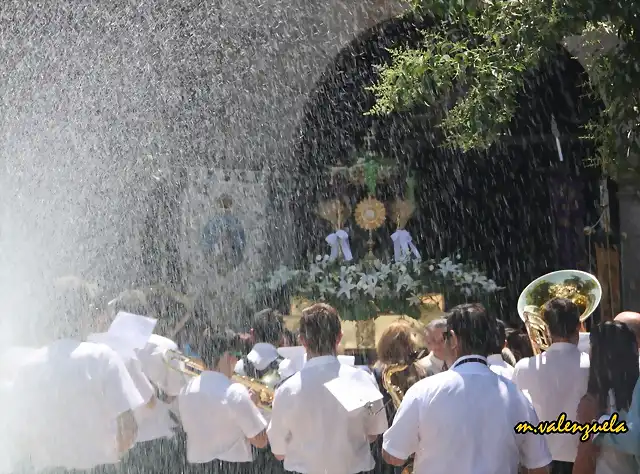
<box><xmin>250</xmin><ymin>254</ymin><xmax>502</xmax><ymax>320</ymax></box>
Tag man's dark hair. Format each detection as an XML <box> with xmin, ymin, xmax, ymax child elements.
<box><xmin>445</xmin><ymin>303</ymin><xmax>498</xmax><ymax>357</ymax></box>
<box><xmin>197</xmin><ymin>327</ymin><xmax>242</xmax><ymax>369</ymax></box>
<box><xmin>299</xmin><ymin>303</ymin><xmax>341</xmax><ymax>355</ymax></box>
<box><xmin>505</xmin><ymin>328</ymin><xmax>534</xmax><ymax>361</ymax></box>
<box><xmin>487</xmin><ymin>319</ymin><xmax>507</xmax><ymax>355</ymax></box>
<box><xmin>542</xmin><ymin>297</ymin><xmax>580</xmax><ymax>339</ymax></box>
<box><xmin>252</xmin><ymin>308</ymin><xmax>284</xmax><ymax>345</ymax></box>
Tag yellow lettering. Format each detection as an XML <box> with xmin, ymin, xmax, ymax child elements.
<box><xmin>513</xmin><ymin>412</ymin><xmax>628</xmax><ymax>442</ymax></box>
<box><xmin>515</xmin><ymin>422</ymin><xmax>534</xmax><ymax>434</ymax></box>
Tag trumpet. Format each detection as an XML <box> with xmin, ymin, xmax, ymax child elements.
<box><xmin>232</xmin><ymin>375</ymin><xmax>276</xmax><ymax>411</ymax></box>
<box><xmin>165</xmin><ymin>350</ymin><xmax>206</xmax><ymax>377</ymax></box>
<box><xmin>165</xmin><ymin>350</ymin><xmax>275</xmax><ymax>410</ymax></box>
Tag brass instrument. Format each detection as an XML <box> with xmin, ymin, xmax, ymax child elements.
<box><xmin>517</xmin><ymin>270</ymin><xmax>602</xmax><ymax>355</ymax></box>
<box><xmin>165</xmin><ymin>349</ymin><xmax>207</xmax><ymax>377</ymax></box>
<box><xmin>165</xmin><ymin>350</ymin><xmax>276</xmax><ymax>410</ymax></box>
<box><xmin>231</xmin><ymin>375</ymin><xmax>276</xmax><ymax>411</ymax></box>
<box><xmin>381</xmin><ymin>363</ymin><xmax>414</xmax><ymax>474</ymax></box>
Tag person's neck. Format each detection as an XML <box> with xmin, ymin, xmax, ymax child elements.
<box><xmin>306</xmin><ymin>351</ymin><xmax>336</xmax><ymax>360</ymax></box>
<box><xmin>551</xmin><ymin>335</ymin><xmax>578</xmax><ymax>345</ymax></box>
<box><xmin>214</xmin><ymin>363</ymin><xmax>233</xmax><ymax>379</ymax></box>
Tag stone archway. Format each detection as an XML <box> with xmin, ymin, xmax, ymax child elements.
<box><xmin>291</xmin><ymin>14</ymin><xmax>613</xmax><ymax>323</ymax></box>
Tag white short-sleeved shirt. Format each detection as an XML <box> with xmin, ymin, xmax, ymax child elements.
<box><xmin>488</xmin><ymin>354</ymin><xmax>515</xmax><ymax>380</ymax></box>
<box><xmin>137</xmin><ymin>334</ymin><xmax>188</xmax><ymax>397</ymax></box>
<box><xmin>267</xmin><ymin>355</ymin><xmax>388</xmax><ymax>474</ymax></box>
<box><xmin>12</xmin><ymin>339</ymin><xmax>145</xmax><ymax>470</ymax></box>
<box><xmin>135</xmin><ymin>335</ymin><xmax>189</xmax><ymax>442</ymax></box>
<box><xmin>514</xmin><ymin>342</ymin><xmax>589</xmax><ymax>462</ymax></box>
<box><xmin>383</xmin><ymin>355</ymin><xmax>551</xmax><ymax>474</ymax></box>
<box><xmin>179</xmin><ymin>370</ymin><xmax>267</xmax><ymax>463</ymax></box>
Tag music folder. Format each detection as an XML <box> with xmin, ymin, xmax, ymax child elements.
<box><xmin>324</xmin><ymin>375</ymin><xmax>383</xmax><ymax>413</ymax></box>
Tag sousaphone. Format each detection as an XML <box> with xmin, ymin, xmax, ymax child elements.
<box><xmin>517</xmin><ymin>270</ymin><xmax>602</xmax><ymax>355</ymax></box>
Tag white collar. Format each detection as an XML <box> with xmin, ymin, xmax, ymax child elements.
<box><xmin>304</xmin><ymin>355</ymin><xmax>338</xmax><ymax>368</ymax></box>
<box><xmin>487</xmin><ymin>354</ymin><xmax>504</xmax><ymax>365</ymax></box>
<box><xmin>246</xmin><ymin>342</ymin><xmax>279</xmax><ymax>370</ymax></box>
<box><xmin>450</xmin><ymin>355</ymin><xmax>490</xmax><ymax>371</ymax></box>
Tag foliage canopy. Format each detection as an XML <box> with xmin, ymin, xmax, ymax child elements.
<box><xmin>367</xmin><ymin>0</ymin><xmax>640</xmax><ymax>177</ymax></box>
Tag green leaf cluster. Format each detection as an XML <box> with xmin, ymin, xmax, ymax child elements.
<box><xmin>367</xmin><ymin>0</ymin><xmax>640</xmax><ymax>177</ymax></box>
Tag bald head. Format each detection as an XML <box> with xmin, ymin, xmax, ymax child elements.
<box><xmin>615</xmin><ymin>312</ymin><xmax>640</xmax><ymax>346</ymax></box>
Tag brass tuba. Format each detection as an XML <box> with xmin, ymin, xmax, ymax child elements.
<box><xmin>517</xmin><ymin>270</ymin><xmax>602</xmax><ymax>355</ymax></box>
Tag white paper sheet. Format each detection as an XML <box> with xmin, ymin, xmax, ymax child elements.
<box><xmin>324</xmin><ymin>375</ymin><xmax>383</xmax><ymax>412</ymax></box>
<box><xmin>108</xmin><ymin>311</ymin><xmax>157</xmax><ymax>350</ymax></box>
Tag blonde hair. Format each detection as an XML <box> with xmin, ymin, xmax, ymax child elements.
<box><xmin>375</xmin><ymin>321</ymin><xmax>427</xmax><ymax>393</ymax></box>
<box><xmin>376</xmin><ymin>320</ymin><xmax>423</xmax><ymax>365</ymax></box>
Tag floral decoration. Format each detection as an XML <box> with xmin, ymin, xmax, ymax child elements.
<box><xmin>248</xmin><ymin>254</ymin><xmax>502</xmax><ymax>320</ymax></box>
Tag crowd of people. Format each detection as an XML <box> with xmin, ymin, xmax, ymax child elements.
<box><xmin>2</xmin><ymin>289</ymin><xmax>640</xmax><ymax>474</ymax></box>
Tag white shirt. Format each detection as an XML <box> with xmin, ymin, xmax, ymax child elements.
<box><xmin>383</xmin><ymin>355</ymin><xmax>551</xmax><ymax>474</ymax></box>
<box><xmin>179</xmin><ymin>370</ymin><xmax>267</xmax><ymax>463</ymax></box>
<box><xmin>13</xmin><ymin>339</ymin><xmax>145</xmax><ymax>470</ymax></box>
<box><xmin>488</xmin><ymin>354</ymin><xmax>515</xmax><ymax>380</ymax></box>
<box><xmin>267</xmin><ymin>355</ymin><xmax>388</xmax><ymax>474</ymax></box>
<box><xmin>578</xmin><ymin>332</ymin><xmax>590</xmax><ymax>354</ymax></box>
<box><xmin>513</xmin><ymin>342</ymin><xmax>590</xmax><ymax>462</ymax></box>
<box><xmin>137</xmin><ymin>334</ymin><xmax>188</xmax><ymax>397</ymax></box>
<box><xmin>135</xmin><ymin>335</ymin><xmax>189</xmax><ymax>442</ymax></box>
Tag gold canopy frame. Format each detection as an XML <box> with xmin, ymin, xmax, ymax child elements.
<box><xmin>285</xmin><ymin>294</ymin><xmax>445</xmax><ymax>350</ymax></box>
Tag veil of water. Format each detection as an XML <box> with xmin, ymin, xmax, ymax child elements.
<box><xmin>0</xmin><ymin>1</ymin><xmax>405</xmax><ymax>343</ymax></box>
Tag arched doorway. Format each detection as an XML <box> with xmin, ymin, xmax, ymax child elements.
<box><xmin>292</xmin><ymin>14</ymin><xmax>615</xmax><ymax>324</ymax></box>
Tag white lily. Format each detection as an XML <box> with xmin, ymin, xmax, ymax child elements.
<box><xmin>407</xmin><ymin>294</ymin><xmax>422</xmax><ymax>306</ymax></box>
<box><xmin>337</xmin><ymin>279</ymin><xmax>357</xmax><ymax>299</ymax></box>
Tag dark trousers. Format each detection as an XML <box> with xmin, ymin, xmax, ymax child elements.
<box><xmin>551</xmin><ymin>461</ymin><xmax>573</xmax><ymax>474</ymax></box>
<box><xmin>43</xmin><ymin>465</ymin><xmax>118</xmax><ymax>474</ymax></box>
<box><xmin>121</xmin><ymin>436</ymin><xmax>187</xmax><ymax>474</ymax></box>
<box><xmin>251</xmin><ymin>446</ymin><xmax>286</xmax><ymax>474</ymax></box>
<box><xmin>189</xmin><ymin>460</ymin><xmax>253</xmax><ymax>474</ymax></box>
